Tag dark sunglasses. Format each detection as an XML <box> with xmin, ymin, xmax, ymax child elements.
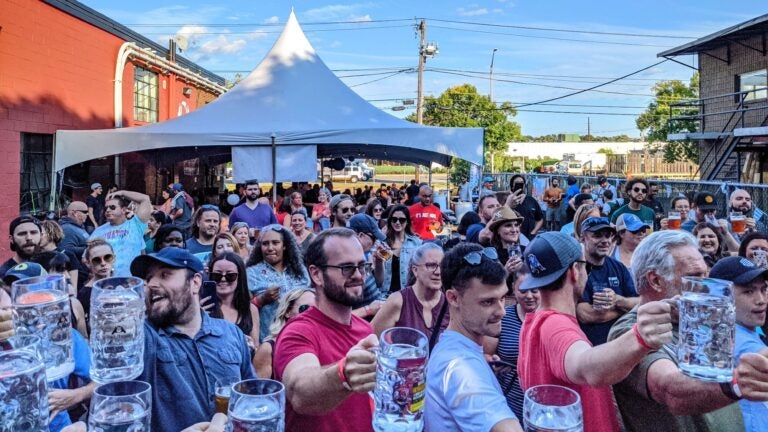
<box><xmin>390</xmin><ymin>217</ymin><xmax>408</xmax><ymax>225</ymax></box>
<box><xmin>321</xmin><ymin>262</ymin><xmax>373</xmax><ymax>277</ymax></box>
<box><xmin>339</xmin><ymin>207</ymin><xmax>355</xmax><ymax>214</ymax></box>
<box><xmin>209</xmin><ymin>272</ymin><xmax>238</xmax><ymax>283</ymax></box>
<box><xmin>632</xmin><ymin>187</ymin><xmax>647</xmax><ymax>193</ymax></box>
<box><xmin>298</xmin><ymin>304</ymin><xmax>311</xmax><ymax>313</ymax></box>
<box><xmin>106</xmin><ymin>205</ymin><xmax>119</xmax><ymax>211</ymax></box>
<box><xmin>73</xmin><ymin>209</ymin><xmax>88</xmax><ymax>215</ymax></box>
<box><xmin>463</xmin><ymin>247</ymin><xmax>498</xmax><ymax>265</ymax></box>
<box><xmin>91</xmin><ymin>254</ymin><xmax>114</xmax><ymax>265</ymax></box>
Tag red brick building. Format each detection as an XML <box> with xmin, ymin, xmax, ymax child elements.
<box><xmin>0</xmin><ymin>0</ymin><xmax>226</xmax><ymax>258</ymax></box>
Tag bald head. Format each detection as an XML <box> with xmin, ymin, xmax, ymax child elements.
<box><xmin>730</xmin><ymin>189</ymin><xmax>752</xmax><ymax>213</ymax></box>
<box><xmin>419</xmin><ymin>186</ymin><xmax>433</xmax><ymax>206</ymax></box>
<box><xmin>67</xmin><ymin>201</ymin><xmax>89</xmax><ymax>224</ymax></box>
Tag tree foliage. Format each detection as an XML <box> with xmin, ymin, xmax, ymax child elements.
<box><xmin>636</xmin><ymin>72</ymin><xmax>699</xmax><ymax>163</ymax></box>
<box><xmin>406</xmin><ymin>84</ymin><xmax>521</xmax><ymax>184</ymax></box>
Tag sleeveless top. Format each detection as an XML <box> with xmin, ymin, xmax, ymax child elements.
<box><xmin>394</xmin><ymin>286</ymin><xmax>450</xmax><ymax>341</ymax></box>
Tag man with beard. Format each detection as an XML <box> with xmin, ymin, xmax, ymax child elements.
<box><xmin>131</xmin><ymin>248</ymin><xmax>255</xmax><ymax>432</ymax></box>
<box><xmin>329</xmin><ymin>194</ymin><xmax>356</xmax><ymax>228</ymax></box>
<box><xmin>425</xmin><ymin>243</ymin><xmax>523</xmax><ymax>431</ymax></box>
<box><xmin>229</xmin><ymin>179</ymin><xmax>277</xmax><ymax>233</ymax></box>
<box><xmin>89</xmin><ymin>190</ymin><xmax>152</xmax><ymax>277</ymax></box>
<box><xmin>729</xmin><ymin>189</ymin><xmax>764</xmax><ymax>236</ymax></box>
<box><xmin>543</xmin><ymin>177</ymin><xmax>565</xmax><ymax>232</ymax></box>
<box><xmin>274</xmin><ymin>228</ymin><xmax>378</xmax><ymax>432</ymax></box>
<box><xmin>645</xmin><ymin>182</ymin><xmax>666</xmax><ymax>231</ymax></box>
<box><xmin>0</xmin><ymin>216</ymin><xmax>42</xmax><ymax>276</ymax></box>
<box><xmin>505</xmin><ymin>175</ymin><xmax>544</xmax><ymax>240</ymax></box>
<box><xmin>575</xmin><ymin>217</ymin><xmax>638</xmax><ymax>346</ymax></box>
<box><xmin>609</xmin><ymin>178</ymin><xmax>655</xmax><ymax>227</ymax></box>
<box><xmin>518</xmin><ymin>231</ymin><xmax>674</xmax><ymax>432</ymax></box>
<box><xmin>409</xmin><ymin>186</ymin><xmax>443</xmax><ymax>240</ymax></box>
<box><xmin>185</xmin><ymin>206</ymin><xmax>221</xmax><ymax>254</ymax></box>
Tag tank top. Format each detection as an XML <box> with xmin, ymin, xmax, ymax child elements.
<box><xmin>394</xmin><ymin>286</ymin><xmax>449</xmax><ymax>340</ymax></box>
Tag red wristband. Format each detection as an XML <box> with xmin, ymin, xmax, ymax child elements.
<box><xmin>337</xmin><ymin>358</ymin><xmax>352</xmax><ymax>391</ymax></box>
<box><xmin>632</xmin><ymin>324</ymin><xmax>655</xmax><ymax>351</ymax></box>
<box><xmin>251</xmin><ymin>296</ymin><xmax>262</xmax><ymax>309</ymax></box>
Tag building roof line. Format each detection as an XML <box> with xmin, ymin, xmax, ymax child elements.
<box><xmin>658</xmin><ymin>13</ymin><xmax>768</xmax><ymax>58</ymax></box>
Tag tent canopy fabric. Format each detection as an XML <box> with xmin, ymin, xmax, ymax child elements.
<box><xmin>54</xmin><ymin>11</ymin><xmax>484</xmax><ymax>173</ymax></box>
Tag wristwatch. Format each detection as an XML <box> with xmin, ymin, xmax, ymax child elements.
<box><xmin>719</xmin><ymin>380</ymin><xmax>742</xmax><ymax>401</ymax></box>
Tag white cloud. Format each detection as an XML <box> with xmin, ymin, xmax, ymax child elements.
<box><xmin>264</xmin><ymin>16</ymin><xmax>280</xmax><ymax>24</ymax></box>
<box><xmin>247</xmin><ymin>30</ymin><xmax>268</xmax><ymax>40</ymax></box>
<box><xmin>199</xmin><ymin>35</ymin><xmax>247</xmax><ymax>54</ymax></box>
<box><xmin>457</xmin><ymin>7</ymin><xmax>489</xmax><ymax>17</ymax></box>
<box><xmin>350</xmin><ymin>14</ymin><xmax>372</xmax><ymax>22</ymax></box>
<box><xmin>303</xmin><ymin>3</ymin><xmax>375</xmax><ymax>21</ymax></box>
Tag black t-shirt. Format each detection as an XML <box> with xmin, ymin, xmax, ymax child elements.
<box><xmin>0</xmin><ymin>258</ymin><xmax>19</xmax><ymax>278</ymax></box>
<box><xmin>85</xmin><ymin>195</ymin><xmax>104</xmax><ymax>227</ymax></box>
<box><xmin>514</xmin><ymin>195</ymin><xmax>544</xmax><ymax>239</ymax></box>
<box><xmin>579</xmin><ymin>257</ymin><xmax>637</xmax><ymax>346</ymax></box>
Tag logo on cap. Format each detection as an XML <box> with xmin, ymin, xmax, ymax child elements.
<box><xmin>740</xmin><ymin>257</ymin><xmax>755</xmax><ymax>268</ymax></box>
<box><xmin>705</xmin><ymin>196</ymin><xmax>713</xmax><ymax>204</ymax></box>
<box><xmin>527</xmin><ymin>254</ymin><xmax>547</xmax><ymax>275</ymax></box>
<box><xmin>494</xmin><ymin>210</ymin><xmax>504</xmax><ymax>220</ymax></box>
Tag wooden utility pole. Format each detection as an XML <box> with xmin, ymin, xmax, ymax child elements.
<box><xmin>415</xmin><ymin>19</ymin><xmax>426</xmax><ymax>183</ymax></box>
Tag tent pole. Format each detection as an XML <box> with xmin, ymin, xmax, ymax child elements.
<box><xmin>271</xmin><ymin>133</ymin><xmax>277</xmax><ymax>207</ymax></box>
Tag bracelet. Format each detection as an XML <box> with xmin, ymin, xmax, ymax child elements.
<box><xmin>364</xmin><ymin>305</ymin><xmax>372</xmax><ymax>316</ymax></box>
<box><xmin>719</xmin><ymin>380</ymin><xmax>742</xmax><ymax>400</ymax></box>
<box><xmin>251</xmin><ymin>296</ymin><xmax>262</xmax><ymax>309</ymax></box>
<box><xmin>632</xmin><ymin>324</ymin><xmax>655</xmax><ymax>351</ymax></box>
<box><xmin>337</xmin><ymin>358</ymin><xmax>352</xmax><ymax>391</ymax></box>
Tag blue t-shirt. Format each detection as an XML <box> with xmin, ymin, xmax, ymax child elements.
<box><xmin>734</xmin><ymin>324</ymin><xmax>768</xmax><ymax>432</ymax></box>
<box><xmin>138</xmin><ymin>313</ymin><xmax>256</xmax><ymax>432</ymax></box>
<box><xmin>90</xmin><ymin>216</ymin><xmax>148</xmax><ymax>277</ymax></box>
<box><xmin>186</xmin><ymin>238</ymin><xmax>213</xmax><ymax>255</ymax></box>
<box><xmin>49</xmin><ymin>329</ymin><xmax>91</xmax><ymax>432</ymax></box>
<box><xmin>425</xmin><ymin>330</ymin><xmax>517</xmax><ymax>431</ymax></box>
<box><xmin>579</xmin><ymin>257</ymin><xmax>637</xmax><ymax>346</ymax></box>
<box><xmin>229</xmin><ymin>203</ymin><xmax>277</xmax><ymax>229</ymax></box>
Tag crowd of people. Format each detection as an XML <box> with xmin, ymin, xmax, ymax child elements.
<box><xmin>2</xmin><ymin>174</ymin><xmax>768</xmax><ymax>432</ymax></box>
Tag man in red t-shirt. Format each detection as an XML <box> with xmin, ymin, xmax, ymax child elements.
<box><xmin>517</xmin><ymin>231</ymin><xmax>674</xmax><ymax>432</ymax></box>
<box><xmin>408</xmin><ymin>185</ymin><xmax>443</xmax><ymax>240</ymax></box>
<box><xmin>273</xmin><ymin>228</ymin><xmax>378</xmax><ymax>432</ymax></box>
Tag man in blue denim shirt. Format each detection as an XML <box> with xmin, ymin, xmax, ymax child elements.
<box><xmin>131</xmin><ymin>248</ymin><xmax>255</xmax><ymax>432</ymax></box>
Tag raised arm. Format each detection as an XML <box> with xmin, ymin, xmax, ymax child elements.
<box><xmin>113</xmin><ymin>190</ymin><xmax>152</xmax><ymax>223</ymax></box>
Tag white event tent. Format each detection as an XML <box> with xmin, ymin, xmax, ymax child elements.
<box><xmin>54</xmin><ymin>11</ymin><xmax>484</xmax><ymax>186</ymax></box>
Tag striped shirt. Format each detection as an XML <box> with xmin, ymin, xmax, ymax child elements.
<box><xmin>496</xmin><ymin>305</ymin><xmax>525</xmax><ymax>420</ymax></box>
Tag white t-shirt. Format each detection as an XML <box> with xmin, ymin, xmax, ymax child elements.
<box><xmin>90</xmin><ymin>216</ymin><xmax>148</xmax><ymax>277</ymax></box>
<box><xmin>425</xmin><ymin>330</ymin><xmax>518</xmax><ymax>431</ymax></box>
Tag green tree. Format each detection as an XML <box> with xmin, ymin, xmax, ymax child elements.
<box><xmin>636</xmin><ymin>72</ymin><xmax>699</xmax><ymax>163</ymax></box>
<box><xmin>406</xmin><ymin>84</ymin><xmax>521</xmax><ymax>184</ymax></box>
<box><xmin>596</xmin><ymin>148</ymin><xmax>614</xmax><ymax>155</ymax></box>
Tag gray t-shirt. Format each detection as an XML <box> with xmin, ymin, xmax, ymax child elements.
<box><xmin>608</xmin><ymin>308</ymin><xmax>744</xmax><ymax>432</ymax></box>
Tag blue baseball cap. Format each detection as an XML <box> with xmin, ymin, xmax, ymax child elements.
<box><xmin>581</xmin><ymin>217</ymin><xmax>615</xmax><ymax>234</ymax></box>
<box><xmin>482</xmin><ymin>176</ymin><xmax>494</xmax><ymax>183</ymax></box>
<box><xmin>3</xmin><ymin>262</ymin><xmax>48</xmax><ymax>285</ymax></box>
<box><xmin>348</xmin><ymin>214</ymin><xmax>386</xmax><ymax>242</ymax></box>
<box><xmin>520</xmin><ymin>232</ymin><xmax>582</xmax><ymax>291</ymax></box>
<box><xmin>710</xmin><ymin>256</ymin><xmax>768</xmax><ymax>286</ymax></box>
<box><xmin>615</xmin><ymin>214</ymin><xmax>650</xmax><ymax>232</ymax></box>
<box><xmin>130</xmin><ymin>247</ymin><xmax>204</xmax><ymax>279</ymax></box>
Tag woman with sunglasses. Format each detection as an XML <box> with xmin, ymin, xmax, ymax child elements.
<box><xmin>380</xmin><ymin>205</ymin><xmax>422</xmax><ymax>295</ymax></box>
<box><xmin>254</xmin><ymin>288</ymin><xmax>316</xmax><ymax>378</ymax></box>
<box><xmin>153</xmin><ymin>225</ymin><xmax>186</xmax><ymax>251</ymax></box>
<box><xmin>246</xmin><ymin>224</ymin><xmax>310</xmax><ymax>341</ymax></box>
<box><xmin>310</xmin><ymin>187</ymin><xmax>332</xmax><ymax>232</ymax></box>
<box><xmin>77</xmin><ymin>239</ymin><xmax>115</xmax><ymax>330</ymax></box>
<box><xmin>208</xmin><ymin>252</ymin><xmax>260</xmax><ymax>359</ymax></box>
<box><xmin>488</xmin><ymin>207</ymin><xmax>526</xmax><ymax>274</ymax></box>
<box><xmin>365</xmin><ymin>199</ymin><xmax>385</xmax><ymax>225</ymax></box>
<box><xmin>372</xmin><ymin>243</ymin><xmax>448</xmax><ymax>341</ymax></box>
<box><xmin>230</xmin><ymin>222</ymin><xmax>252</xmax><ymax>261</ymax></box>
<box><xmin>288</xmin><ymin>209</ymin><xmax>315</xmax><ymax>255</ymax></box>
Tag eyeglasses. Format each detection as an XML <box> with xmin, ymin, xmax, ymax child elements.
<box><xmin>209</xmin><ymin>272</ymin><xmax>238</xmax><ymax>283</ymax></box>
<box><xmin>373</xmin><ymin>208</ymin><xmax>384</xmax><ymax>213</ymax></box>
<box><xmin>320</xmin><ymin>262</ymin><xmax>373</xmax><ymax>277</ymax></box>
<box><xmin>339</xmin><ymin>207</ymin><xmax>355</xmax><ymax>214</ymax></box>
<box><xmin>91</xmin><ymin>254</ymin><xmax>114</xmax><ymax>265</ymax></box>
<box><xmin>632</xmin><ymin>187</ymin><xmax>647</xmax><ymax>193</ymax></box>
<box><xmin>298</xmin><ymin>304</ymin><xmax>311</xmax><ymax>313</ymax></box>
<box><xmin>390</xmin><ymin>217</ymin><xmax>408</xmax><ymax>225</ymax></box>
<box><xmin>106</xmin><ymin>205</ymin><xmax>119</xmax><ymax>211</ymax></box>
<box><xmin>463</xmin><ymin>247</ymin><xmax>498</xmax><ymax>265</ymax></box>
<box><xmin>418</xmin><ymin>262</ymin><xmax>440</xmax><ymax>273</ymax></box>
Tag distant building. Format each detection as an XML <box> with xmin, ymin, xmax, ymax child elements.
<box><xmin>0</xmin><ymin>0</ymin><xmax>226</xmax><ymax>258</ymax></box>
<box><xmin>660</xmin><ymin>14</ymin><xmax>768</xmax><ymax>183</ymax></box>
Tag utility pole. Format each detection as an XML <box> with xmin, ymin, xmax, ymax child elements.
<box><xmin>489</xmin><ymin>48</ymin><xmax>498</xmax><ymax>102</ymax></box>
<box><xmin>587</xmin><ymin>117</ymin><xmax>591</xmax><ymax>142</ymax></box>
<box><xmin>415</xmin><ymin>19</ymin><xmax>426</xmax><ymax>183</ymax></box>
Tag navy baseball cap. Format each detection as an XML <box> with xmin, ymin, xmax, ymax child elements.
<box><xmin>520</xmin><ymin>232</ymin><xmax>583</xmax><ymax>291</ymax></box>
<box><xmin>581</xmin><ymin>217</ymin><xmax>615</xmax><ymax>234</ymax></box>
<box><xmin>348</xmin><ymin>214</ymin><xmax>386</xmax><ymax>242</ymax></box>
<box><xmin>710</xmin><ymin>256</ymin><xmax>768</xmax><ymax>286</ymax></box>
<box><xmin>3</xmin><ymin>262</ymin><xmax>48</xmax><ymax>285</ymax></box>
<box><xmin>131</xmin><ymin>248</ymin><xmax>204</xmax><ymax>279</ymax></box>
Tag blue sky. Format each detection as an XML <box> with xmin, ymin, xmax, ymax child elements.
<box><xmin>92</xmin><ymin>1</ymin><xmax>767</xmax><ymax>138</ymax></box>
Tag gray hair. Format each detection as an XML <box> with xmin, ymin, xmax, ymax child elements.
<box><xmin>632</xmin><ymin>230</ymin><xmax>697</xmax><ymax>295</ymax></box>
<box><xmin>406</xmin><ymin>243</ymin><xmax>444</xmax><ymax>287</ymax></box>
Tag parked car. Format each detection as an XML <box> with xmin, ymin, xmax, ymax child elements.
<box><xmin>321</xmin><ymin>163</ymin><xmax>371</xmax><ymax>183</ymax></box>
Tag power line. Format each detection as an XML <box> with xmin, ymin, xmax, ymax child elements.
<box><xmin>429</xmin><ymin>25</ymin><xmax>675</xmax><ymax>48</ymax></box>
<box><xmin>125</xmin><ymin>18</ymin><xmax>416</xmax><ymax>27</ymax></box>
<box><xmin>349</xmin><ymin>70</ymin><xmax>411</xmax><ymax>88</ymax></box>
<box><xmin>427</xmin><ymin>67</ymin><xmax>653</xmax><ymax>89</ymax></box>
<box><xmin>424</xmin><ymin>18</ymin><xmax>696</xmax><ymax>39</ymax></box>
<box><xmin>143</xmin><ymin>24</ymin><xmax>412</xmax><ymax>36</ymax></box>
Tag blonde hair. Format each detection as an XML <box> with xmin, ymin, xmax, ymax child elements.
<box><xmin>213</xmin><ymin>232</ymin><xmax>241</xmax><ymax>256</ymax></box>
<box><xmin>573</xmin><ymin>204</ymin><xmax>602</xmax><ymax>239</ymax></box>
<box><xmin>41</xmin><ymin>220</ymin><xmax>64</xmax><ymax>245</ymax></box>
<box><xmin>265</xmin><ymin>288</ymin><xmax>315</xmax><ymax>342</ymax></box>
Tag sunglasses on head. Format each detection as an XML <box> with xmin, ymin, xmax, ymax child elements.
<box><xmin>263</xmin><ymin>224</ymin><xmax>284</xmax><ymax>232</ymax></box>
<box><xmin>463</xmin><ymin>247</ymin><xmax>498</xmax><ymax>265</ymax></box>
<box><xmin>200</xmin><ymin>204</ymin><xmax>220</xmax><ymax>213</ymax></box>
<box><xmin>91</xmin><ymin>254</ymin><xmax>114</xmax><ymax>265</ymax></box>
<box><xmin>209</xmin><ymin>272</ymin><xmax>238</xmax><ymax>283</ymax></box>
<box><xmin>390</xmin><ymin>217</ymin><xmax>408</xmax><ymax>225</ymax></box>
